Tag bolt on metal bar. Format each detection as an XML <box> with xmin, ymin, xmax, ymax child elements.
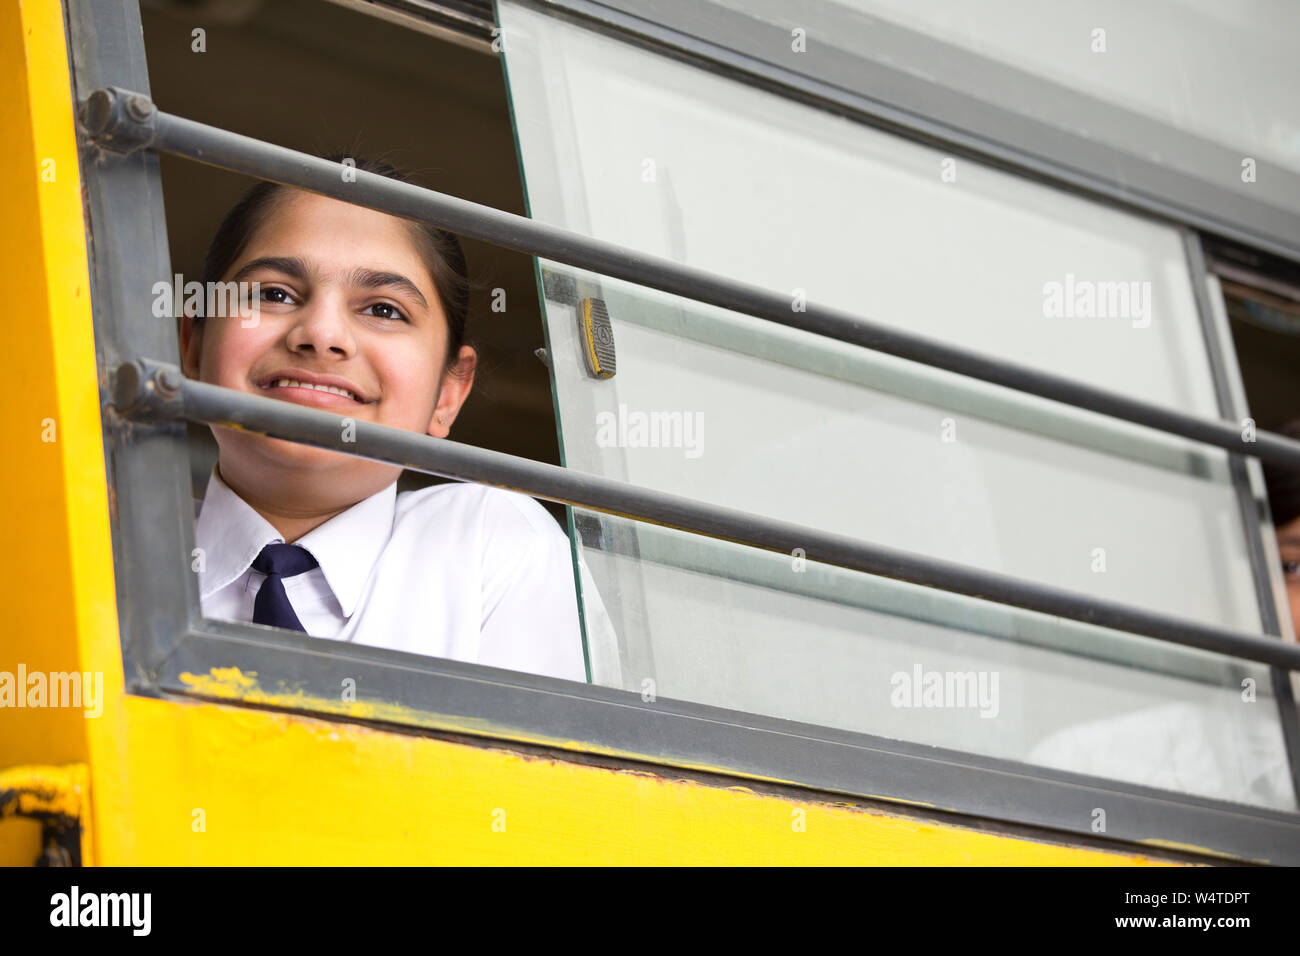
<box><xmin>80</xmin><ymin>87</ymin><xmax>1300</xmax><ymax>471</ymax></box>
<box><xmin>114</xmin><ymin>358</ymin><xmax>1300</xmax><ymax>672</ymax></box>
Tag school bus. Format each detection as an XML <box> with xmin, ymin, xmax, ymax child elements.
<box><xmin>5</xmin><ymin>0</ymin><xmax>1300</xmax><ymax>866</ymax></box>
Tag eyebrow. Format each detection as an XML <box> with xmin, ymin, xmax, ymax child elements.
<box><xmin>228</xmin><ymin>257</ymin><xmax>430</xmax><ymax>310</ymax></box>
<box><xmin>229</xmin><ymin>256</ymin><xmax>308</xmax><ymax>284</ymax></box>
<box><xmin>348</xmin><ymin>267</ymin><xmax>429</xmax><ymax>310</ymax></box>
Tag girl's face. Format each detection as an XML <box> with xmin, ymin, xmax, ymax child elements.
<box><xmin>182</xmin><ymin>190</ymin><xmax>474</xmax><ymax>507</ymax></box>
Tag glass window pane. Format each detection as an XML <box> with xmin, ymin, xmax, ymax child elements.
<box><xmin>535</xmin><ymin>258</ymin><xmax>1293</xmax><ymax>809</ymax></box>
<box><xmin>577</xmin><ymin>510</ymin><xmax>1293</xmax><ymax>811</ymax></box>
<box><xmin>499</xmin><ymin>0</ymin><xmax>1225</xmax><ymax>416</ymax></box>
<box><xmin>535</xmin><ymin>263</ymin><xmax>1260</xmax><ymax>630</ymax></box>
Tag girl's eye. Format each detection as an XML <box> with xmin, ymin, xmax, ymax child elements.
<box><xmin>259</xmin><ymin>287</ymin><xmax>295</xmax><ymax>305</ymax></box>
<box><xmin>363</xmin><ymin>302</ymin><xmax>409</xmax><ymax>322</ymax></box>
<box><xmin>1283</xmin><ymin>559</ymin><xmax>1300</xmax><ymax>576</ymax></box>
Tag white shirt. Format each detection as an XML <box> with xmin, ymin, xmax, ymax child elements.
<box><xmin>1028</xmin><ymin>701</ymin><xmax>1294</xmax><ymax>810</ymax></box>
<box><xmin>195</xmin><ymin>470</ymin><xmax>589</xmax><ymax>682</ymax></box>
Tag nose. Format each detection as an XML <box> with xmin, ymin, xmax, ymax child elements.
<box><xmin>283</xmin><ymin>292</ymin><xmax>357</xmax><ymax>359</ymax></box>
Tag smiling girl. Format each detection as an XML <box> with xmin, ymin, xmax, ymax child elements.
<box><xmin>180</xmin><ymin>158</ymin><xmax>587</xmax><ymax>682</ymax></box>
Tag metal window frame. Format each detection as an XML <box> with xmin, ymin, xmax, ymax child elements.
<box><xmin>321</xmin><ymin>0</ymin><xmax>497</xmax><ymax>53</ymax></box>
<box><xmin>67</xmin><ymin>0</ymin><xmax>1300</xmax><ymax>862</ymax></box>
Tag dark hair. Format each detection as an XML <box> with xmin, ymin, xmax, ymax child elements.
<box><xmin>201</xmin><ymin>155</ymin><xmax>471</xmax><ymax>368</ymax></box>
<box><xmin>1264</xmin><ymin>420</ymin><xmax>1300</xmax><ymax>529</ymax></box>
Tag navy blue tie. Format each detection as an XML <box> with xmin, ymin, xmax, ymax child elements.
<box><xmin>251</xmin><ymin>544</ymin><xmax>319</xmax><ymax>632</ymax></box>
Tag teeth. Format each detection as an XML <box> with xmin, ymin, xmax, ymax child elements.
<box><xmin>270</xmin><ymin>378</ymin><xmax>358</xmax><ymax>401</ymax></box>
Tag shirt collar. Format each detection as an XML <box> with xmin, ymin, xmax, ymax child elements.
<box><xmin>195</xmin><ymin>470</ymin><xmax>283</xmax><ymax>600</ymax></box>
<box><xmin>195</xmin><ymin>469</ymin><xmax>397</xmax><ymax>618</ymax></box>
<box><xmin>295</xmin><ymin>481</ymin><xmax>396</xmax><ymax>618</ymax></box>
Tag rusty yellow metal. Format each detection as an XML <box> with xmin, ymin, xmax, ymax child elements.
<box><xmin>0</xmin><ymin>764</ymin><xmax>86</xmax><ymax>821</ymax></box>
<box><xmin>0</xmin><ymin>764</ymin><xmax>91</xmax><ymax>865</ymax></box>
<box><xmin>0</xmin><ymin>0</ymin><xmax>1221</xmax><ymax>867</ymax></box>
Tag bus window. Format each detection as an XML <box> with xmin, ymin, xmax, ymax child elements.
<box><xmin>496</xmin><ymin>0</ymin><xmax>1295</xmax><ymax>810</ymax></box>
<box><xmin>69</xmin><ymin>0</ymin><xmax>1300</xmax><ymax>858</ymax></box>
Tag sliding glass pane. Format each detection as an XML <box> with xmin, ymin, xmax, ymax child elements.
<box><xmin>498</xmin><ymin>0</ymin><xmax>1227</xmax><ymax>415</ymax></box>
<box><xmin>532</xmin><ymin>258</ymin><xmax>1291</xmax><ymax>809</ymax></box>
<box><xmin>578</xmin><ymin>510</ymin><xmax>1292</xmax><ymax>811</ymax></box>
<box><xmin>531</xmin><ymin>261</ymin><xmax>1260</xmax><ymax>631</ymax></box>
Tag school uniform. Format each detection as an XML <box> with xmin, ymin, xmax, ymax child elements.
<box><xmin>194</xmin><ymin>469</ymin><xmax>590</xmax><ymax>682</ymax></box>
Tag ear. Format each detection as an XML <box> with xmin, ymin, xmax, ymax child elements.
<box><xmin>427</xmin><ymin>345</ymin><xmax>478</xmax><ymax>438</ymax></box>
<box><xmin>180</xmin><ymin>313</ymin><xmax>203</xmax><ymax>379</ymax></box>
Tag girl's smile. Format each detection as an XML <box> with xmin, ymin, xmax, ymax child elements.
<box><xmin>258</xmin><ymin>369</ymin><xmax>373</xmax><ymax>407</ymax></box>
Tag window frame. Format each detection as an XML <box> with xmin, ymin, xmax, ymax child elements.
<box><xmin>69</xmin><ymin>0</ymin><xmax>1300</xmax><ymax>863</ymax></box>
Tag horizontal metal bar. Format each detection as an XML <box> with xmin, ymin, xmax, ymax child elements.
<box><xmin>115</xmin><ymin>357</ymin><xmax>1300</xmax><ymax>672</ymax></box>
<box><xmin>80</xmin><ymin>87</ymin><xmax>1300</xmax><ymax>472</ymax></box>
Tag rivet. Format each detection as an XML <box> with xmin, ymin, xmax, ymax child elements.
<box><xmin>155</xmin><ymin>366</ymin><xmax>182</xmax><ymax>396</ymax></box>
<box><xmin>125</xmin><ymin>93</ymin><xmax>156</xmax><ymax>122</ymax></box>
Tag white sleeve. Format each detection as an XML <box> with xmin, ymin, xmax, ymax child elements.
<box><xmin>574</xmin><ymin>552</ymin><xmax>624</xmax><ymax>688</ymax></box>
<box><xmin>476</xmin><ymin>491</ymin><xmax>588</xmax><ymax>683</ymax></box>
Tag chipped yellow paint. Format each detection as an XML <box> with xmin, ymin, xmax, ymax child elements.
<box><xmin>1137</xmin><ymin>838</ymin><xmax>1242</xmax><ymax>862</ymax></box>
<box><xmin>180</xmin><ymin>667</ymin><xmax>478</xmax><ymax>723</ymax></box>
<box><xmin>0</xmin><ymin>764</ymin><xmax>92</xmax><ymax>865</ymax></box>
<box><xmin>183</xmin><ymin>667</ymin><xmax>259</xmax><ymax>695</ymax></box>
<box><xmin>177</xmin><ymin>667</ymin><xmax>945</xmax><ymax>810</ymax></box>
<box><xmin>168</xmin><ymin>670</ymin><xmax>1204</xmax><ymax>863</ymax></box>
<box><xmin>0</xmin><ymin>764</ymin><xmax>85</xmax><ymax>820</ymax></box>
<box><xmin>100</xmin><ymin>694</ymin><xmax>1181</xmax><ymax>865</ymax></box>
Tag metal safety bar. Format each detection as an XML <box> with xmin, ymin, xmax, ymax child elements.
<box><xmin>114</xmin><ymin>358</ymin><xmax>1300</xmax><ymax>671</ymax></box>
<box><xmin>79</xmin><ymin>86</ymin><xmax>1300</xmax><ymax>471</ymax></box>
